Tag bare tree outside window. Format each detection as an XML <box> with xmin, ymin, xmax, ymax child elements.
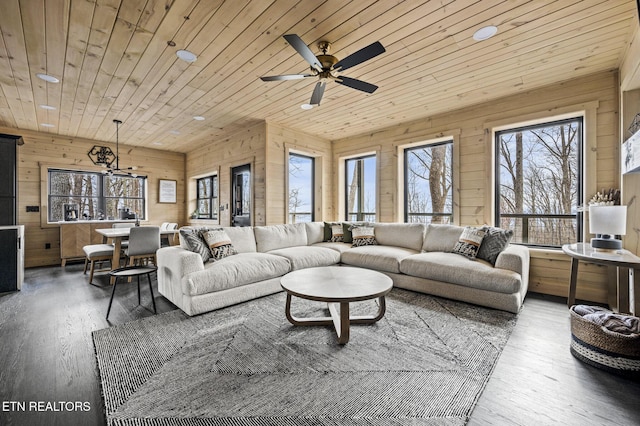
<box><xmin>404</xmin><ymin>141</ymin><xmax>453</xmax><ymax>224</ymax></box>
<box><xmin>345</xmin><ymin>156</ymin><xmax>376</xmax><ymax>221</ymax></box>
<box><xmin>496</xmin><ymin>117</ymin><xmax>582</xmax><ymax>247</ymax></box>
<box><xmin>288</xmin><ymin>153</ymin><xmax>314</xmax><ymax>223</ymax></box>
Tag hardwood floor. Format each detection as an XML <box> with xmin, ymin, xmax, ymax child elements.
<box><xmin>0</xmin><ymin>265</ymin><xmax>638</xmax><ymax>425</ymax></box>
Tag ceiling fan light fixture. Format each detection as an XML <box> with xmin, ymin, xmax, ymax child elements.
<box><xmin>176</xmin><ymin>49</ymin><xmax>197</xmax><ymax>63</ymax></box>
<box><xmin>473</xmin><ymin>25</ymin><xmax>498</xmax><ymax>41</ymax></box>
<box><xmin>193</xmin><ymin>115</ymin><xmax>205</xmax><ymax>121</ymax></box>
<box><xmin>36</xmin><ymin>73</ymin><xmax>60</xmax><ymax>83</ymax></box>
<box><xmin>39</xmin><ymin>104</ymin><xmax>57</xmax><ymax>110</ymax></box>
<box><xmin>301</xmin><ymin>103</ymin><xmax>314</xmax><ymax>110</ymax></box>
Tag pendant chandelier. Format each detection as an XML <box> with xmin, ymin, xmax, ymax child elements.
<box><xmin>103</xmin><ymin>119</ymin><xmax>139</xmax><ymax>177</ymax></box>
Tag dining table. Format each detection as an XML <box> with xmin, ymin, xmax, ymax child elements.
<box><xmin>95</xmin><ymin>226</ymin><xmax>179</xmax><ymax>273</ymax></box>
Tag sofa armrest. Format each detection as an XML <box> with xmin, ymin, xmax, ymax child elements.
<box><xmin>157</xmin><ymin>247</ymin><xmax>205</xmax><ymax>307</ymax></box>
<box><xmin>495</xmin><ymin>244</ymin><xmax>530</xmax><ymax>286</ymax></box>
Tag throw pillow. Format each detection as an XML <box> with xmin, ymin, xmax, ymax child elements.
<box><xmin>179</xmin><ymin>227</ymin><xmax>212</xmax><ymax>262</ymax></box>
<box><xmin>350</xmin><ymin>225</ymin><xmax>377</xmax><ymax>247</ymax></box>
<box><xmin>329</xmin><ymin>224</ymin><xmax>344</xmax><ymax>242</ymax></box>
<box><xmin>452</xmin><ymin>226</ymin><xmax>487</xmax><ymax>259</ymax></box>
<box><xmin>477</xmin><ymin>226</ymin><xmax>514</xmax><ymax>265</ymax></box>
<box><xmin>201</xmin><ymin>228</ymin><xmax>238</xmax><ymax>261</ymax></box>
<box><xmin>343</xmin><ymin>222</ymin><xmax>366</xmax><ymax>243</ymax></box>
<box><xmin>323</xmin><ymin>222</ymin><xmax>341</xmax><ymax>242</ymax></box>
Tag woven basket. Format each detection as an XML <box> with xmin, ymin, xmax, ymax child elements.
<box><xmin>569</xmin><ymin>305</ymin><xmax>640</xmax><ymax>380</ymax></box>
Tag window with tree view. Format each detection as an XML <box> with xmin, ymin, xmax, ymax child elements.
<box><xmin>345</xmin><ymin>155</ymin><xmax>376</xmax><ymax>221</ymax></box>
<box><xmin>196</xmin><ymin>175</ymin><xmax>218</xmax><ymax>219</ymax></box>
<box><xmin>496</xmin><ymin>117</ymin><xmax>583</xmax><ymax>247</ymax></box>
<box><xmin>48</xmin><ymin>169</ymin><xmax>146</xmax><ymax>222</ymax></box>
<box><xmin>404</xmin><ymin>140</ymin><xmax>453</xmax><ymax>224</ymax></box>
<box><xmin>288</xmin><ymin>153</ymin><xmax>314</xmax><ymax>223</ymax></box>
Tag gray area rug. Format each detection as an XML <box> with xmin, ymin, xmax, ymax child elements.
<box><xmin>93</xmin><ymin>289</ymin><xmax>517</xmax><ymax>425</ymax></box>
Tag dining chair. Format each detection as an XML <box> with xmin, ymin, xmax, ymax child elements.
<box><xmin>112</xmin><ymin>222</ymin><xmax>135</xmax><ymax>249</ymax></box>
<box><xmin>82</xmin><ymin>243</ymin><xmax>115</xmax><ymax>286</ymax></box>
<box><xmin>126</xmin><ymin>226</ymin><xmax>161</xmax><ymax>266</ymax></box>
<box><xmin>161</xmin><ymin>222</ymin><xmax>179</xmax><ymax>247</ymax></box>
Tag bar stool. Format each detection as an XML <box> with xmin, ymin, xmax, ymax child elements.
<box><xmin>82</xmin><ymin>244</ymin><xmax>115</xmax><ymax>286</ymax></box>
<box><xmin>106</xmin><ymin>265</ymin><xmax>157</xmax><ymax>319</ymax></box>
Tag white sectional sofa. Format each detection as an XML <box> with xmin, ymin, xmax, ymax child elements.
<box><xmin>157</xmin><ymin>222</ymin><xmax>529</xmax><ymax>316</ymax></box>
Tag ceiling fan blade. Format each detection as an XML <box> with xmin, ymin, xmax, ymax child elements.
<box><xmin>283</xmin><ymin>34</ymin><xmax>323</xmax><ymax>72</ymax></box>
<box><xmin>334</xmin><ymin>76</ymin><xmax>378</xmax><ymax>93</ymax></box>
<box><xmin>310</xmin><ymin>81</ymin><xmax>326</xmax><ymax>105</ymax></box>
<box><xmin>332</xmin><ymin>41</ymin><xmax>385</xmax><ymax>72</ymax></box>
<box><xmin>260</xmin><ymin>74</ymin><xmax>314</xmax><ymax>81</ymax></box>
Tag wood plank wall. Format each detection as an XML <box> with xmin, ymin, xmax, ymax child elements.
<box><xmin>185</xmin><ymin>121</ymin><xmax>267</xmax><ymax>227</ymax></box>
<box><xmin>265</xmin><ymin>122</ymin><xmax>333</xmax><ymax>225</ymax></box>
<box><xmin>332</xmin><ymin>71</ymin><xmax>620</xmax><ymax>303</ymax></box>
<box><xmin>3</xmin><ymin>126</ymin><xmax>185</xmax><ymax>267</ymax></box>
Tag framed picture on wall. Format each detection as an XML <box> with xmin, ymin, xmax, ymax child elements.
<box><xmin>159</xmin><ymin>179</ymin><xmax>177</xmax><ymax>203</ymax></box>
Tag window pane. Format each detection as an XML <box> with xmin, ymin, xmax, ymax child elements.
<box><xmin>198</xmin><ymin>178</ymin><xmax>210</xmax><ymax>198</ymax></box>
<box><xmin>195</xmin><ymin>175</ymin><xmax>218</xmax><ymax>219</ymax></box>
<box><xmin>104</xmin><ymin>175</ymin><xmax>144</xmax><ymax>198</ymax></box>
<box><xmin>496</xmin><ymin>118</ymin><xmax>582</xmax><ymax>247</ymax></box>
<box><xmin>405</xmin><ymin>141</ymin><xmax>453</xmax><ymax>224</ymax></box>
<box><xmin>288</xmin><ymin>154</ymin><xmax>314</xmax><ymax>223</ymax></box>
<box><xmin>345</xmin><ymin>156</ymin><xmax>376</xmax><ymax>222</ymax></box>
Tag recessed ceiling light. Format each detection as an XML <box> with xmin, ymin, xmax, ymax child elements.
<box><xmin>473</xmin><ymin>25</ymin><xmax>498</xmax><ymax>41</ymax></box>
<box><xmin>169</xmin><ymin>130</ymin><xmax>181</xmax><ymax>135</ymax></box>
<box><xmin>193</xmin><ymin>115</ymin><xmax>205</xmax><ymax>121</ymax></box>
<box><xmin>301</xmin><ymin>103</ymin><xmax>314</xmax><ymax>110</ymax></box>
<box><xmin>152</xmin><ymin>141</ymin><xmax>163</xmax><ymax>146</ymax></box>
<box><xmin>36</xmin><ymin>73</ymin><xmax>60</xmax><ymax>83</ymax></box>
<box><xmin>176</xmin><ymin>49</ymin><xmax>197</xmax><ymax>63</ymax></box>
<box><xmin>40</xmin><ymin>123</ymin><xmax>55</xmax><ymax>127</ymax></box>
<box><xmin>39</xmin><ymin>104</ymin><xmax>56</xmax><ymax>110</ymax></box>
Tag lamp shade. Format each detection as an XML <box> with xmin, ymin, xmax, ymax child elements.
<box><xmin>589</xmin><ymin>205</ymin><xmax>627</xmax><ymax>236</ymax></box>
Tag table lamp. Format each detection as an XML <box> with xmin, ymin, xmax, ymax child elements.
<box><xmin>589</xmin><ymin>205</ymin><xmax>626</xmax><ymax>250</ymax></box>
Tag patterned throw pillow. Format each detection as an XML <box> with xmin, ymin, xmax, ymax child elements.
<box><xmin>329</xmin><ymin>224</ymin><xmax>344</xmax><ymax>242</ymax></box>
<box><xmin>179</xmin><ymin>227</ymin><xmax>212</xmax><ymax>262</ymax></box>
<box><xmin>201</xmin><ymin>229</ymin><xmax>238</xmax><ymax>261</ymax></box>
<box><xmin>323</xmin><ymin>222</ymin><xmax>341</xmax><ymax>242</ymax></box>
<box><xmin>477</xmin><ymin>226</ymin><xmax>514</xmax><ymax>265</ymax></box>
<box><xmin>342</xmin><ymin>222</ymin><xmax>367</xmax><ymax>243</ymax></box>
<box><xmin>351</xmin><ymin>225</ymin><xmax>377</xmax><ymax>247</ymax></box>
<box><xmin>452</xmin><ymin>226</ymin><xmax>486</xmax><ymax>259</ymax></box>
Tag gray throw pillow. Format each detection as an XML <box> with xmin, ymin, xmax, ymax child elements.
<box><xmin>179</xmin><ymin>227</ymin><xmax>212</xmax><ymax>262</ymax></box>
<box><xmin>477</xmin><ymin>226</ymin><xmax>514</xmax><ymax>265</ymax></box>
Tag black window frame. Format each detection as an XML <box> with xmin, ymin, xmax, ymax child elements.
<box><xmin>196</xmin><ymin>175</ymin><xmax>219</xmax><ymax>220</ymax></box>
<box><xmin>403</xmin><ymin>139</ymin><xmax>454</xmax><ymax>224</ymax></box>
<box><xmin>288</xmin><ymin>152</ymin><xmax>315</xmax><ymax>223</ymax></box>
<box><xmin>344</xmin><ymin>154</ymin><xmax>376</xmax><ymax>222</ymax></box>
<box><xmin>495</xmin><ymin>116</ymin><xmax>584</xmax><ymax>248</ymax></box>
<box><xmin>48</xmin><ymin>168</ymin><xmax>146</xmax><ymax>222</ymax></box>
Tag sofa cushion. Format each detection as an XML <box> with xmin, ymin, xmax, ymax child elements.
<box><xmin>268</xmin><ymin>246</ymin><xmax>341</xmax><ymax>270</ymax></box>
<box><xmin>222</xmin><ymin>226</ymin><xmax>257</xmax><ymax>253</ymax></box>
<box><xmin>311</xmin><ymin>242</ymin><xmax>353</xmax><ymax>253</ymax></box>
<box><xmin>179</xmin><ymin>227</ymin><xmax>212</xmax><ymax>262</ymax></box>
<box><xmin>422</xmin><ymin>224</ymin><xmax>464</xmax><ymax>252</ymax></box>
<box><xmin>351</xmin><ymin>225</ymin><xmax>377</xmax><ymax>247</ymax></box>
<box><xmin>184</xmin><ymin>252</ymin><xmax>290</xmax><ymax>296</ymax></box>
<box><xmin>452</xmin><ymin>226</ymin><xmax>486</xmax><ymax>259</ymax></box>
<box><xmin>341</xmin><ymin>245</ymin><xmax>420</xmax><ymax>273</ymax></box>
<box><xmin>201</xmin><ymin>229</ymin><xmax>238</xmax><ymax>261</ymax></box>
<box><xmin>477</xmin><ymin>226</ymin><xmax>514</xmax><ymax>265</ymax></box>
<box><xmin>400</xmin><ymin>252</ymin><xmax>522</xmax><ymax>294</ymax></box>
<box><xmin>305</xmin><ymin>222</ymin><xmax>325</xmax><ymax>245</ymax></box>
<box><xmin>373</xmin><ymin>223</ymin><xmax>425</xmax><ymax>251</ymax></box>
<box><xmin>254</xmin><ymin>223</ymin><xmax>308</xmax><ymax>252</ymax></box>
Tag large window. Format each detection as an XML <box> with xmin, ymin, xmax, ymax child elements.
<box><xmin>196</xmin><ymin>175</ymin><xmax>219</xmax><ymax>220</ymax></box>
<box><xmin>288</xmin><ymin>153</ymin><xmax>314</xmax><ymax>223</ymax></box>
<box><xmin>345</xmin><ymin>155</ymin><xmax>376</xmax><ymax>221</ymax></box>
<box><xmin>404</xmin><ymin>140</ymin><xmax>453</xmax><ymax>224</ymax></box>
<box><xmin>48</xmin><ymin>169</ymin><xmax>146</xmax><ymax>221</ymax></box>
<box><xmin>496</xmin><ymin>117</ymin><xmax>583</xmax><ymax>247</ymax></box>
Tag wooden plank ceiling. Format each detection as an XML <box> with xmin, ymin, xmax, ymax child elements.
<box><xmin>0</xmin><ymin>0</ymin><xmax>637</xmax><ymax>153</ymax></box>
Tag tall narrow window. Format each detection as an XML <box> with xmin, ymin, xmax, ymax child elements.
<box><xmin>48</xmin><ymin>169</ymin><xmax>146</xmax><ymax>221</ymax></box>
<box><xmin>404</xmin><ymin>140</ymin><xmax>453</xmax><ymax>224</ymax></box>
<box><xmin>345</xmin><ymin>155</ymin><xmax>376</xmax><ymax>221</ymax></box>
<box><xmin>288</xmin><ymin>153</ymin><xmax>314</xmax><ymax>223</ymax></box>
<box><xmin>196</xmin><ymin>175</ymin><xmax>218</xmax><ymax>220</ymax></box>
<box><xmin>496</xmin><ymin>117</ymin><xmax>583</xmax><ymax>247</ymax></box>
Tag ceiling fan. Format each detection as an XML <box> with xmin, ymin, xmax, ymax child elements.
<box><xmin>260</xmin><ymin>34</ymin><xmax>385</xmax><ymax>106</ymax></box>
<box><xmin>101</xmin><ymin>119</ymin><xmax>139</xmax><ymax>177</ymax></box>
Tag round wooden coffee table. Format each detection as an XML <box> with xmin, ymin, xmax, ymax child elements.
<box><xmin>280</xmin><ymin>266</ymin><xmax>393</xmax><ymax>344</ymax></box>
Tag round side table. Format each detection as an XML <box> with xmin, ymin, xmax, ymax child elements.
<box><xmin>106</xmin><ymin>265</ymin><xmax>157</xmax><ymax>319</ymax></box>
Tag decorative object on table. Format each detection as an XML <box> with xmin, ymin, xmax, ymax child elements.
<box><xmin>158</xmin><ymin>179</ymin><xmax>177</xmax><ymax>203</ymax></box>
<box><xmin>569</xmin><ymin>305</ymin><xmax>640</xmax><ymax>380</ymax></box>
<box><xmin>589</xmin><ymin>204</ymin><xmax>626</xmax><ymax>250</ymax></box>
<box><xmin>87</xmin><ymin>145</ymin><xmax>115</xmax><ymax>168</ymax></box>
<box><xmin>190</xmin><ymin>209</ymin><xmax>199</xmax><ymax>219</ymax></box>
<box><xmin>93</xmin><ymin>289</ymin><xmax>516</xmax><ymax>424</ymax></box>
<box><xmin>63</xmin><ymin>203</ymin><xmax>79</xmax><ymax>221</ymax></box>
<box><xmin>586</xmin><ymin>188</ymin><xmax>620</xmax><ymax>206</ymax></box>
<box><xmin>100</xmin><ymin>119</ymin><xmax>140</xmax><ymax>177</ymax></box>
